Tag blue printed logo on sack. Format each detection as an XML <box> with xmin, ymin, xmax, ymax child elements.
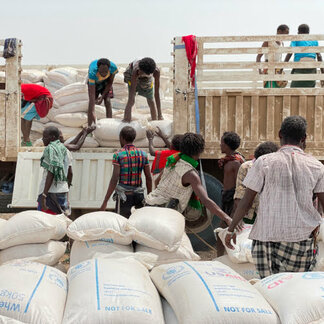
<box><xmin>302</xmin><ymin>273</ymin><xmax>324</xmax><ymax>280</ymax></box>
<box><xmin>48</xmin><ymin>270</ymin><xmax>67</xmax><ymax>291</ymax></box>
<box><xmin>163</xmin><ymin>266</ymin><xmax>185</xmax><ymax>280</ymax></box>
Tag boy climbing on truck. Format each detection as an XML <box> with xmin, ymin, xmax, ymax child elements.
<box><xmin>123</xmin><ymin>57</ymin><xmax>163</xmax><ymax>122</ymax></box>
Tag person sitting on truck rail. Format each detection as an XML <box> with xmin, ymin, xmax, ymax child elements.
<box><xmin>284</xmin><ymin>24</ymin><xmax>324</xmax><ymax>88</ymax></box>
<box><xmin>123</xmin><ymin>57</ymin><xmax>163</xmax><ymax>122</ymax></box>
<box><xmin>37</xmin><ymin>126</ymin><xmax>72</xmax><ymax>216</ymax></box>
<box><xmin>145</xmin><ymin>133</ymin><xmax>233</xmax><ymax>228</ymax></box>
<box><xmin>100</xmin><ymin>126</ymin><xmax>152</xmax><ymax>218</ymax></box>
<box><xmin>256</xmin><ymin>24</ymin><xmax>289</xmax><ymax>88</ymax></box>
<box><xmin>146</xmin><ymin>128</ymin><xmax>182</xmax><ymax>187</ymax></box>
<box><xmin>21</xmin><ymin>83</ymin><xmax>53</xmax><ymax>147</ymax></box>
<box><xmin>87</xmin><ymin>58</ymin><xmax>118</xmax><ymax>126</ymax></box>
<box><xmin>216</xmin><ymin>131</ymin><xmax>245</xmax><ymax>256</ymax></box>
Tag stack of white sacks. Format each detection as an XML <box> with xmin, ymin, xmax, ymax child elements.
<box><xmin>22</xmin><ymin>66</ymin><xmax>174</xmax><ymax>147</ymax></box>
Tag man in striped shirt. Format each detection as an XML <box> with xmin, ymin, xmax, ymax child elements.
<box><xmin>100</xmin><ymin>126</ymin><xmax>152</xmax><ymax>218</ymax></box>
<box><xmin>225</xmin><ymin>116</ymin><xmax>324</xmax><ymax>278</ymax></box>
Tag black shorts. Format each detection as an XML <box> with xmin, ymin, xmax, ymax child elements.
<box><xmin>95</xmin><ymin>79</ymin><xmax>114</xmax><ymax>99</ymax></box>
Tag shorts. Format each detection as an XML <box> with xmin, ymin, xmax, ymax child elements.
<box><xmin>21</xmin><ymin>101</ymin><xmax>40</xmax><ymax>121</ymax></box>
<box><xmin>94</xmin><ymin>79</ymin><xmax>114</xmax><ymax>99</ymax></box>
<box><xmin>128</xmin><ymin>81</ymin><xmax>154</xmax><ymax>100</ymax></box>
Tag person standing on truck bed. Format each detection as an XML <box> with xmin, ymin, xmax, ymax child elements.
<box><xmin>145</xmin><ymin>133</ymin><xmax>233</xmax><ymax>228</ymax></box>
<box><xmin>225</xmin><ymin>116</ymin><xmax>324</xmax><ymax>278</ymax></box>
<box><xmin>100</xmin><ymin>126</ymin><xmax>152</xmax><ymax>218</ymax></box>
<box><xmin>284</xmin><ymin>24</ymin><xmax>324</xmax><ymax>88</ymax></box>
<box><xmin>21</xmin><ymin>83</ymin><xmax>53</xmax><ymax>147</ymax></box>
<box><xmin>87</xmin><ymin>58</ymin><xmax>118</xmax><ymax>126</ymax></box>
<box><xmin>123</xmin><ymin>57</ymin><xmax>163</xmax><ymax>122</ymax></box>
<box><xmin>38</xmin><ymin>126</ymin><xmax>72</xmax><ymax>216</ymax></box>
<box><xmin>256</xmin><ymin>24</ymin><xmax>289</xmax><ymax>88</ymax></box>
<box><xmin>146</xmin><ymin>128</ymin><xmax>183</xmax><ymax>187</ymax></box>
<box><xmin>216</xmin><ymin>131</ymin><xmax>245</xmax><ymax>256</ymax></box>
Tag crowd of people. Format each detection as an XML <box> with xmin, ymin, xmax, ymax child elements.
<box><xmin>36</xmin><ymin>114</ymin><xmax>324</xmax><ymax>279</ymax></box>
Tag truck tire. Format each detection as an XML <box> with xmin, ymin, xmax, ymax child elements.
<box><xmin>186</xmin><ymin>172</ymin><xmax>223</xmax><ymax>251</ymax></box>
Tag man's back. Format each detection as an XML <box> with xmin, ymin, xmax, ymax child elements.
<box><xmin>113</xmin><ymin>144</ymin><xmax>148</xmax><ymax>187</ymax></box>
<box><xmin>244</xmin><ymin>145</ymin><xmax>324</xmax><ymax>242</ymax></box>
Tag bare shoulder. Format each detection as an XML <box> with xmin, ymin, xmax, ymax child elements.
<box><xmin>225</xmin><ymin>160</ymin><xmax>241</xmax><ymax>170</ymax></box>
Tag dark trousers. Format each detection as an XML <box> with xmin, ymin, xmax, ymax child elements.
<box><xmin>115</xmin><ymin>192</ymin><xmax>144</xmax><ymax>218</ymax></box>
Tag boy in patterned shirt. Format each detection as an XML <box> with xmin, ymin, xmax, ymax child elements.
<box><xmin>100</xmin><ymin>126</ymin><xmax>152</xmax><ymax>218</ymax></box>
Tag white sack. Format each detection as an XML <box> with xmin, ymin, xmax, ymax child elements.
<box><xmin>0</xmin><ymin>241</ymin><xmax>67</xmax><ymax>266</ymax></box>
<box><xmin>67</xmin><ymin>211</ymin><xmax>132</xmax><ymax>245</ymax></box>
<box><xmin>0</xmin><ymin>211</ymin><xmax>71</xmax><ymax>249</ymax></box>
<box><xmin>128</xmin><ymin>207</ymin><xmax>185</xmax><ymax>251</ymax></box>
<box><xmin>216</xmin><ymin>255</ymin><xmax>259</xmax><ymax>280</ymax></box>
<box><xmin>31</xmin><ymin>121</ymin><xmax>45</xmax><ymax>134</ymax></box>
<box><xmin>135</xmin><ymin>136</ymin><xmax>168</xmax><ymax>148</ymax></box>
<box><xmin>255</xmin><ymin>272</ymin><xmax>324</xmax><ymax>324</ymax></box>
<box><xmin>0</xmin><ymin>219</ymin><xmax>6</xmax><ymax>227</ymax></box>
<box><xmin>95</xmin><ymin>139</ymin><xmax>122</xmax><ymax>147</ymax></box>
<box><xmin>44</xmin><ymin>67</ymin><xmax>78</xmax><ymax>93</ymax></box>
<box><xmin>70</xmin><ymin>240</ymin><xmax>133</xmax><ymax>267</ymax></box>
<box><xmin>151</xmin><ymin>261</ymin><xmax>279</xmax><ymax>324</ymax></box>
<box><xmin>162</xmin><ymin>298</ymin><xmax>178</xmax><ymax>324</ymax></box>
<box><xmin>0</xmin><ymin>315</ymin><xmax>24</xmax><ymax>323</ymax></box>
<box><xmin>149</xmin><ymin>120</ymin><xmax>173</xmax><ymax>138</ymax></box>
<box><xmin>21</xmin><ymin>70</ymin><xmax>45</xmax><ymax>83</ymax></box>
<box><xmin>314</xmin><ymin>241</ymin><xmax>324</xmax><ymax>271</ymax></box>
<box><xmin>62</xmin><ymin>258</ymin><xmax>164</xmax><ymax>324</ymax></box>
<box><xmin>64</xmin><ymin>135</ymin><xmax>99</xmax><ymax>148</ymax></box>
<box><xmin>0</xmin><ymin>260</ymin><xmax>67</xmax><ymax>324</ymax></box>
<box><xmin>33</xmin><ymin>138</ymin><xmax>44</xmax><ymax>147</ymax></box>
<box><xmin>53</xmin><ymin>82</ymin><xmax>88</xmax><ymax>106</ymax></box>
<box><xmin>94</xmin><ymin>118</ymin><xmax>146</xmax><ymax>141</ymax></box>
<box><xmin>135</xmin><ymin>233</ymin><xmax>200</xmax><ymax>266</ymax></box>
<box><xmin>38</xmin><ymin>116</ymin><xmax>49</xmax><ymax>124</ymax></box>
<box><xmin>45</xmin><ymin>122</ymin><xmax>82</xmax><ymax>140</ymax></box>
<box><xmin>55</xmin><ymin>112</ymin><xmax>87</xmax><ymax>128</ymax></box>
<box><xmin>216</xmin><ymin>225</ymin><xmax>253</xmax><ymax>263</ymax></box>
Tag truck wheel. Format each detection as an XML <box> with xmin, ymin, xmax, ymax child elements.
<box><xmin>186</xmin><ymin>172</ymin><xmax>223</xmax><ymax>251</ymax></box>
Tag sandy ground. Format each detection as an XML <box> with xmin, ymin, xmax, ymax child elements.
<box><xmin>0</xmin><ymin>212</ymin><xmax>217</xmax><ymax>274</ymax></box>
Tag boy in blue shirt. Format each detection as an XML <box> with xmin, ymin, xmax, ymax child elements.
<box><xmin>284</xmin><ymin>24</ymin><xmax>324</xmax><ymax>87</ymax></box>
<box><xmin>87</xmin><ymin>58</ymin><xmax>118</xmax><ymax>125</ymax></box>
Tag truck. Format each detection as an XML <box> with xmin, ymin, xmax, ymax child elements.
<box><xmin>1</xmin><ymin>34</ymin><xmax>324</xmax><ymax>249</ymax></box>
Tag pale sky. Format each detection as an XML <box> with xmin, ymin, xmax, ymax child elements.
<box><xmin>2</xmin><ymin>0</ymin><xmax>324</xmax><ymax>65</ymax></box>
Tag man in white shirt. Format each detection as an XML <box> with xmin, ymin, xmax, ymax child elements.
<box><xmin>37</xmin><ymin>126</ymin><xmax>72</xmax><ymax>215</ymax></box>
<box><xmin>225</xmin><ymin>116</ymin><xmax>324</xmax><ymax>278</ymax></box>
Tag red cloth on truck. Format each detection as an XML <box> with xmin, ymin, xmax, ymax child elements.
<box><xmin>151</xmin><ymin>149</ymin><xmax>179</xmax><ymax>174</ymax></box>
<box><xmin>182</xmin><ymin>35</ymin><xmax>198</xmax><ymax>87</ymax></box>
<box><xmin>21</xmin><ymin>84</ymin><xmax>53</xmax><ymax>117</ymax></box>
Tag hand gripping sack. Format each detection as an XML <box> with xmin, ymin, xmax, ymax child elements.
<box><xmin>62</xmin><ymin>258</ymin><xmax>164</xmax><ymax>324</ymax></box>
<box><xmin>255</xmin><ymin>272</ymin><xmax>324</xmax><ymax>324</ymax></box>
<box><xmin>216</xmin><ymin>224</ymin><xmax>253</xmax><ymax>263</ymax></box>
<box><xmin>67</xmin><ymin>211</ymin><xmax>132</xmax><ymax>245</ymax></box>
<box><xmin>0</xmin><ymin>260</ymin><xmax>67</xmax><ymax>324</ymax></box>
<box><xmin>0</xmin><ymin>241</ymin><xmax>67</xmax><ymax>266</ymax></box>
<box><xmin>150</xmin><ymin>261</ymin><xmax>280</xmax><ymax>324</ymax></box>
<box><xmin>0</xmin><ymin>211</ymin><xmax>71</xmax><ymax>249</ymax></box>
<box><xmin>128</xmin><ymin>207</ymin><xmax>185</xmax><ymax>251</ymax></box>
<box><xmin>70</xmin><ymin>240</ymin><xmax>133</xmax><ymax>266</ymax></box>
<box><xmin>135</xmin><ymin>233</ymin><xmax>200</xmax><ymax>266</ymax></box>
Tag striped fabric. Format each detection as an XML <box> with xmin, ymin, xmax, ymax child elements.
<box><xmin>243</xmin><ymin>145</ymin><xmax>324</xmax><ymax>242</ymax></box>
<box><xmin>113</xmin><ymin>144</ymin><xmax>149</xmax><ymax>187</ymax></box>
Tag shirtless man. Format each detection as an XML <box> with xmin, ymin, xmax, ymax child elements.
<box><xmin>216</xmin><ymin>131</ymin><xmax>245</xmax><ymax>255</ymax></box>
<box><xmin>123</xmin><ymin>57</ymin><xmax>163</xmax><ymax>122</ymax></box>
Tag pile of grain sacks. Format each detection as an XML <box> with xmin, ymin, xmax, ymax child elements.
<box><xmin>22</xmin><ymin>66</ymin><xmax>173</xmax><ymax>147</ymax></box>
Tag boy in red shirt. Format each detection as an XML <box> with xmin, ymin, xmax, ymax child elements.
<box><xmin>146</xmin><ymin>127</ymin><xmax>182</xmax><ymax>186</ymax></box>
<box><xmin>21</xmin><ymin>84</ymin><xmax>53</xmax><ymax>146</ymax></box>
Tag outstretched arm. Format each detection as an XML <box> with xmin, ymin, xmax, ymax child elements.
<box><xmin>88</xmin><ymin>84</ymin><xmax>96</xmax><ymax>126</ymax></box>
<box><xmin>146</xmin><ymin>130</ymin><xmax>157</xmax><ymax>156</ymax></box>
<box><xmin>155</xmin><ymin>126</ymin><xmax>171</xmax><ymax>148</ymax></box>
<box><xmin>182</xmin><ymin>171</ymin><xmax>231</xmax><ymax>225</ymax></box>
<box><xmin>64</xmin><ymin>126</ymin><xmax>95</xmax><ymax>152</ymax></box>
<box><xmin>153</xmin><ymin>68</ymin><xmax>163</xmax><ymax>120</ymax></box>
<box><xmin>100</xmin><ymin>165</ymin><xmax>120</xmax><ymax>210</ymax></box>
<box><xmin>123</xmin><ymin>69</ymin><xmax>138</xmax><ymax>122</ymax></box>
<box><xmin>144</xmin><ymin>164</ymin><xmax>152</xmax><ymax>194</ymax></box>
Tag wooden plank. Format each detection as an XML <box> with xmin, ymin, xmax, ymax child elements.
<box><xmin>0</xmin><ymin>76</ymin><xmax>5</xmax><ymax>83</ymax></box>
<box><xmin>306</xmin><ymin>96</ymin><xmax>315</xmax><ymax>141</ymax></box>
<box><xmin>314</xmin><ymin>95</ymin><xmax>323</xmax><ymax>141</ymax></box>
<box><xmin>204</xmin><ymin>96</ymin><xmax>213</xmax><ymax>142</ymax></box>
<box><xmin>298</xmin><ymin>95</ymin><xmax>307</xmax><ymax>118</ymax></box>
<box><xmin>213</xmin><ymin>96</ymin><xmax>221</xmax><ymax>141</ymax></box>
<box><xmin>235</xmin><ymin>95</ymin><xmax>243</xmax><ymax>136</ymax></box>
<box><xmin>197</xmin><ymin>38</ymin><xmax>204</xmax><ymax>67</ymax></box>
<box><xmin>199</xmin><ymin>35</ymin><xmax>324</xmax><ymax>42</ymax></box>
<box><xmin>197</xmin><ymin>72</ymin><xmax>324</xmax><ymax>82</ymax></box>
<box><xmin>0</xmin><ymin>93</ymin><xmax>5</xmax><ymax>156</ymax></box>
<box><xmin>203</xmin><ymin>46</ymin><xmax>324</xmax><ymax>55</ymax></box>
<box><xmin>0</xmin><ymin>66</ymin><xmax>5</xmax><ymax>72</ymax></box>
<box><xmin>0</xmin><ymin>40</ymin><xmax>4</xmax><ymax>46</ymax></box>
<box><xmin>5</xmin><ymin>53</ymin><xmax>20</xmax><ymax>159</ymax></box>
<box><xmin>282</xmin><ymin>95</ymin><xmax>291</xmax><ymax>119</ymax></box>
<box><xmin>173</xmin><ymin>37</ymin><xmax>189</xmax><ymax>134</ymax></box>
<box><xmin>197</xmin><ymin>62</ymin><xmax>324</xmax><ymax>70</ymax></box>
<box><xmin>188</xmin><ymin>94</ymin><xmax>196</xmax><ymax>133</ymax></box>
<box><xmin>251</xmin><ymin>96</ymin><xmax>259</xmax><ymax>141</ymax></box>
<box><xmin>266</xmin><ymin>96</ymin><xmax>275</xmax><ymax>140</ymax></box>
<box><xmin>219</xmin><ymin>95</ymin><xmax>228</xmax><ymax>137</ymax></box>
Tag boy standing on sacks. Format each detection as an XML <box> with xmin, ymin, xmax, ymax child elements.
<box><xmin>225</xmin><ymin>116</ymin><xmax>324</xmax><ymax>278</ymax></box>
<box><xmin>38</xmin><ymin>126</ymin><xmax>72</xmax><ymax>215</ymax></box>
<box><xmin>145</xmin><ymin>132</ymin><xmax>232</xmax><ymax>226</ymax></box>
<box><xmin>100</xmin><ymin>126</ymin><xmax>152</xmax><ymax>218</ymax></box>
